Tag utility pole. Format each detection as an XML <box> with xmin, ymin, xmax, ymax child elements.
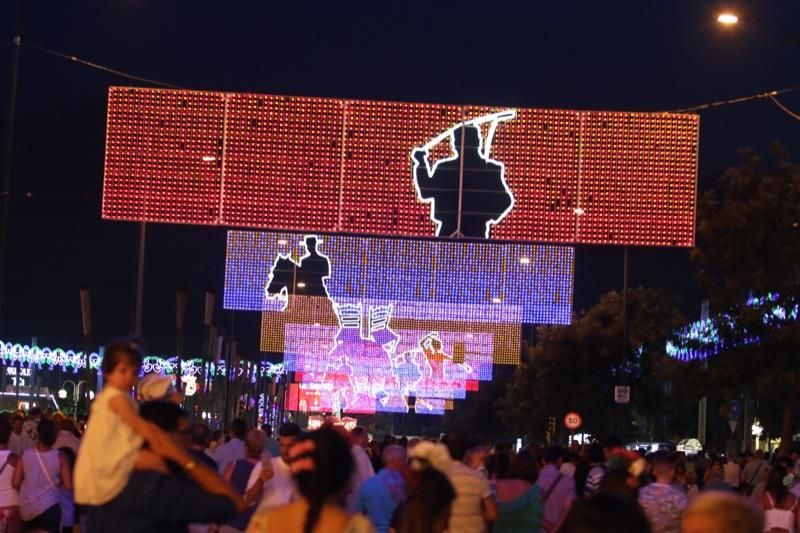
<box><xmin>0</xmin><ymin>0</ymin><xmax>24</xmax><ymax>331</ymax></box>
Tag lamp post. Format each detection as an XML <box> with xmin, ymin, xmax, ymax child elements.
<box><xmin>58</xmin><ymin>380</ymin><xmax>88</xmax><ymax>415</ymax></box>
<box><xmin>714</xmin><ymin>10</ymin><xmax>800</xmax><ymax>47</ymax></box>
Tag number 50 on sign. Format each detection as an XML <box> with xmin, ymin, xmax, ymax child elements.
<box><xmin>564</xmin><ymin>412</ymin><xmax>582</xmax><ymax>431</ymax></box>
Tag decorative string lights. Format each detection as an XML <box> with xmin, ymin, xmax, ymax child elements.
<box><xmin>0</xmin><ymin>340</ymin><xmax>285</xmax><ymax>379</ymax></box>
<box><xmin>666</xmin><ymin>293</ymin><xmax>799</xmax><ymax>361</ymax></box>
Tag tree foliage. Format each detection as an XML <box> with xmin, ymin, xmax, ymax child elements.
<box><xmin>691</xmin><ymin>145</ymin><xmax>800</xmax><ymax>450</ymax></box>
<box><xmin>498</xmin><ymin>288</ymin><xmax>686</xmax><ymax>442</ymax></box>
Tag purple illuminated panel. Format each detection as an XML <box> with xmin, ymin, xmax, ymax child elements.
<box><xmin>283</xmin><ymin>324</ymin><xmax>492</xmax><ymax>400</ymax></box>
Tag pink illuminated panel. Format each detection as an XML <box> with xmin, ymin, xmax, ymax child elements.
<box><xmin>103</xmin><ymin>87</ymin><xmax>699</xmax><ymax>246</ymax></box>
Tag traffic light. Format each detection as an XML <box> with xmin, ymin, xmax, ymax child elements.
<box><xmin>545</xmin><ymin>416</ymin><xmax>556</xmax><ymax>443</ymax></box>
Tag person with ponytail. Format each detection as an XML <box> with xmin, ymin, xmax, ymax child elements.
<box><xmin>246</xmin><ymin>426</ymin><xmax>374</xmax><ymax>533</ymax></box>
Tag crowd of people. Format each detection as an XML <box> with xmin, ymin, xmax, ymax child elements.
<box><xmin>0</xmin><ymin>339</ymin><xmax>796</xmax><ymax>532</ymax></box>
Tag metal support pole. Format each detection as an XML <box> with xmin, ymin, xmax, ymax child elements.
<box><xmin>133</xmin><ymin>222</ymin><xmax>146</xmax><ymax>338</ymax></box>
<box><xmin>80</xmin><ymin>288</ymin><xmax>93</xmax><ymax>416</ymax></box>
<box><xmin>175</xmin><ymin>287</ymin><xmax>187</xmax><ymax>393</ymax></box>
<box><xmin>0</xmin><ymin>0</ymin><xmax>24</xmax><ymax>331</ymax></box>
<box><xmin>618</xmin><ymin>246</ymin><xmax>629</xmax><ymax>436</ymax></box>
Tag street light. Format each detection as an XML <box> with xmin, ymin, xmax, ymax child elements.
<box><xmin>717</xmin><ymin>12</ymin><xmax>739</xmax><ymax>25</ymax></box>
<box><xmin>60</xmin><ymin>380</ymin><xmax>88</xmax><ymax>404</ymax></box>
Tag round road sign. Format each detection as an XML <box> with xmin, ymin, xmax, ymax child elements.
<box><xmin>564</xmin><ymin>412</ymin><xmax>582</xmax><ymax>431</ymax></box>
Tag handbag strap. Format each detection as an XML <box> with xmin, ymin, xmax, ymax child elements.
<box><xmin>542</xmin><ymin>472</ymin><xmax>565</xmax><ymax>505</ymax></box>
<box><xmin>748</xmin><ymin>462</ymin><xmax>763</xmax><ymax>485</ymax></box>
<box><xmin>32</xmin><ymin>448</ymin><xmax>57</xmax><ymax>489</ymax></box>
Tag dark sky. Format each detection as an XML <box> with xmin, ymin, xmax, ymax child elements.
<box><xmin>1</xmin><ymin>0</ymin><xmax>799</xmax><ymax>358</ymax></box>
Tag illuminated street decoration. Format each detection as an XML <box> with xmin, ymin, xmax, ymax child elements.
<box><xmin>247</xmin><ymin>233</ymin><xmax>502</xmax><ymax>414</ymax></box>
<box><xmin>667</xmin><ymin>293</ymin><xmax>799</xmax><ymax>361</ymax></box>
<box><xmin>285</xmin><ymin>304</ymin><xmax>485</xmax><ymax>414</ymax></box>
<box><xmin>226</xmin><ymin>231</ymin><xmax>574</xmax><ymax>327</ymax></box>
<box><xmin>0</xmin><ymin>340</ymin><xmax>285</xmax><ymax>379</ymax></box>
<box><xmin>182</xmin><ymin>376</ymin><xmax>198</xmax><ymax>396</ymax></box>
<box><xmin>102</xmin><ymin>87</ymin><xmax>699</xmax><ymax>247</ymax></box>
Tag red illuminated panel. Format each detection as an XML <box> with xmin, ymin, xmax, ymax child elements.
<box><xmin>102</xmin><ymin>88</ymin><xmax>225</xmax><ymax>224</ymax></box>
<box><xmin>340</xmin><ymin>100</ymin><xmax>461</xmax><ymax>234</ymax></box>
<box><xmin>473</xmin><ymin>106</ymin><xmax>581</xmax><ymax>242</ymax></box>
<box><xmin>577</xmin><ymin>112</ymin><xmax>698</xmax><ymax>246</ymax></box>
<box><xmin>102</xmin><ymin>87</ymin><xmax>699</xmax><ymax>246</ymax></box>
<box><xmin>222</xmin><ymin>94</ymin><xmax>342</xmax><ymax>230</ymax></box>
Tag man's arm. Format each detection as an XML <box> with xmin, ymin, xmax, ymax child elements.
<box><xmin>480</xmin><ymin>477</ymin><xmax>498</xmax><ymax>522</ymax></box>
<box><xmin>552</xmin><ymin>479</ymin><xmax>577</xmax><ymax>532</ymax></box>
<box><xmin>155</xmin><ymin>435</ymin><xmax>245</xmax><ymax>512</ymax></box>
<box><xmin>243</xmin><ymin>462</ymin><xmax>274</xmax><ymax>506</ymax></box>
<box><xmin>60</xmin><ymin>452</ymin><xmax>73</xmax><ymax>491</ymax></box>
<box><xmin>11</xmin><ymin>454</ymin><xmax>23</xmax><ymax>490</ymax></box>
<box><xmin>481</xmin><ymin>495</ymin><xmax>498</xmax><ymax>522</ymax></box>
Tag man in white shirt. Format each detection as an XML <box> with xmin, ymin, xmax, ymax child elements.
<box><xmin>53</xmin><ymin>418</ymin><xmax>81</xmax><ymax>455</ymax></box>
<box><xmin>8</xmin><ymin>414</ymin><xmax>26</xmax><ymax>455</ymax></box>
<box><xmin>443</xmin><ymin>432</ymin><xmax>497</xmax><ymax>533</ymax></box>
<box><xmin>213</xmin><ymin>419</ymin><xmax>247</xmax><ymax>475</ymax></box>
<box><xmin>346</xmin><ymin>426</ymin><xmax>375</xmax><ymax>514</ymax></box>
<box><xmin>245</xmin><ymin>422</ymin><xmax>302</xmax><ymax>511</ymax></box>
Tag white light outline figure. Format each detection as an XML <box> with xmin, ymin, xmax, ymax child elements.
<box><xmin>326</xmin><ymin>302</ymin><xmax>408</xmax><ymax>414</ymax></box>
<box><xmin>411</xmin><ymin>110</ymin><xmax>517</xmax><ymax>239</ymax></box>
<box><xmin>261</xmin><ymin>235</ymin><xmax>484</xmax><ymax>414</ymax></box>
<box><xmin>264</xmin><ymin>234</ymin><xmax>332</xmax><ymax>312</ymax></box>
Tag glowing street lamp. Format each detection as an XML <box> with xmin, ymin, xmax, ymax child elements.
<box><xmin>717</xmin><ymin>12</ymin><xmax>739</xmax><ymax>25</ymax></box>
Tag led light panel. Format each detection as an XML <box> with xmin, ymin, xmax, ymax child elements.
<box><xmin>103</xmin><ymin>87</ymin><xmax>699</xmax><ymax>247</ymax></box>
<box><xmin>283</xmin><ymin>324</ymin><xmax>491</xmax><ymax>398</ymax></box>
<box><xmin>225</xmin><ymin>231</ymin><xmax>574</xmax><ymax>325</ymax></box>
<box><xmin>285</xmin><ymin>383</ymin><xmax>447</xmax><ymax>416</ymax></box>
<box><xmin>279</xmin><ymin>302</ymin><xmax>493</xmax><ymax>414</ymax></box>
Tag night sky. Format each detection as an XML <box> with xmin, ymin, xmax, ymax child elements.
<box><xmin>1</xmin><ymin>0</ymin><xmax>799</xmax><ymax>358</ymax></box>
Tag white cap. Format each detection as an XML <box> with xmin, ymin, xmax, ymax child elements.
<box><xmin>138</xmin><ymin>373</ymin><xmax>176</xmax><ymax>402</ymax></box>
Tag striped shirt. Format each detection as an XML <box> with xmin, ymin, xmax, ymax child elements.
<box><xmin>584</xmin><ymin>464</ymin><xmax>605</xmax><ymax>496</ymax></box>
<box><xmin>448</xmin><ymin>461</ymin><xmax>492</xmax><ymax>533</ymax></box>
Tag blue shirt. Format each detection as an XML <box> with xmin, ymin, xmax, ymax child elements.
<box><xmin>358</xmin><ymin>468</ymin><xmax>406</xmax><ymax>533</ymax></box>
<box><xmin>212</xmin><ymin>437</ymin><xmax>245</xmax><ymax>475</ymax></box>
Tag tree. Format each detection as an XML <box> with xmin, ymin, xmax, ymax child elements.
<box><xmin>692</xmin><ymin>144</ymin><xmax>800</xmax><ymax>452</ymax></box>
<box><xmin>498</xmin><ymin>288</ymin><xmax>685</xmax><ymax>443</ymax></box>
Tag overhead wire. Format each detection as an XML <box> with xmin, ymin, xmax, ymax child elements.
<box><xmin>23</xmin><ymin>41</ymin><xmax>183</xmax><ymax>89</ymax></box>
<box><xmin>16</xmin><ymin>40</ymin><xmax>800</xmax><ymax>121</ymax></box>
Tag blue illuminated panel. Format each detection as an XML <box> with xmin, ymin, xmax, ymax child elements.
<box><xmin>224</xmin><ymin>231</ymin><xmax>574</xmax><ymax>324</ymax></box>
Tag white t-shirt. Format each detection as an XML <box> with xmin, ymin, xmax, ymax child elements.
<box><xmin>0</xmin><ymin>450</ymin><xmax>18</xmax><ymax>507</ymax></box>
<box><xmin>723</xmin><ymin>462</ymin><xmax>741</xmax><ymax>488</ymax></box>
<box><xmin>74</xmin><ymin>387</ymin><xmax>143</xmax><ymax>505</ymax></box>
<box><xmin>8</xmin><ymin>433</ymin><xmax>27</xmax><ymax>455</ymax></box>
<box><xmin>246</xmin><ymin>457</ymin><xmax>297</xmax><ymax>511</ymax></box>
<box><xmin>448</xmin><ymin>461</ymin><xmax>493</xmax><ymax>533</ymax></box>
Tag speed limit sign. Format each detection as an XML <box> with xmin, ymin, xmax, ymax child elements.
<box><xmin>564</xmin><ymin>412</ymin><xmax>582</xmax><ymax>431</ymax></box>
